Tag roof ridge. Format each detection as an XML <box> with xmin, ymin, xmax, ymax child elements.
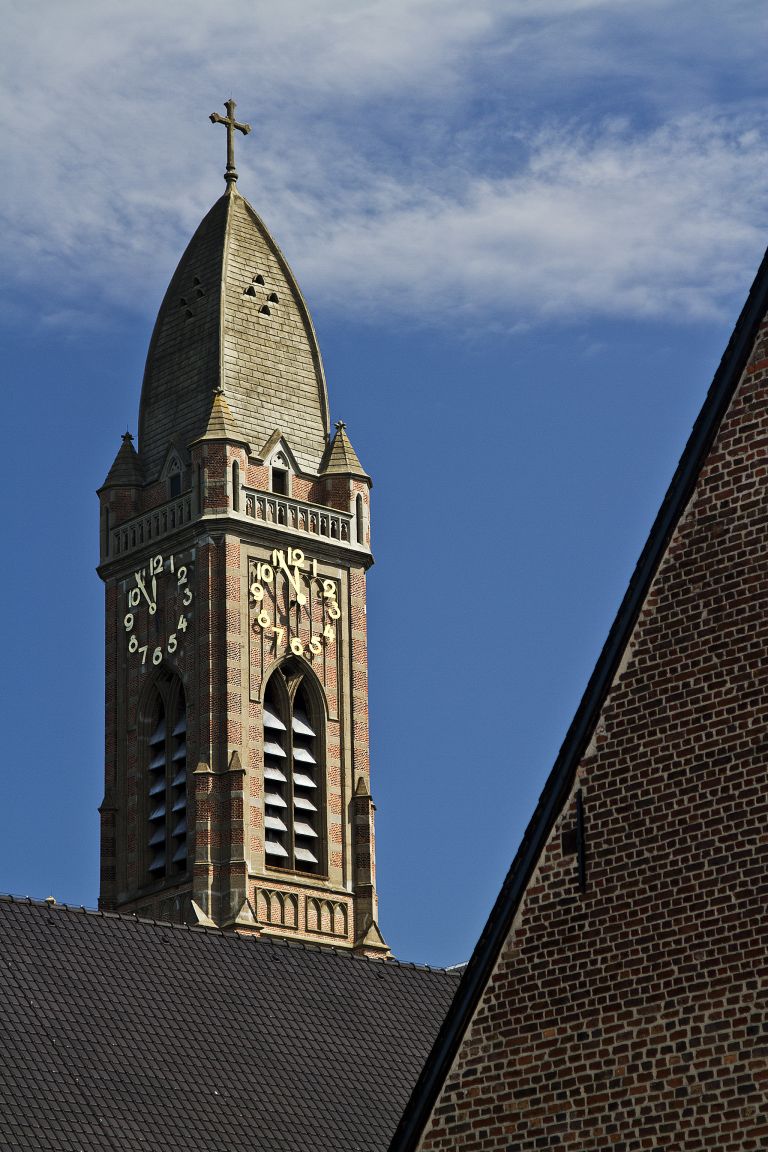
<box><xmin>0</xmin><ymin>894</ymin><xmax>461</xmax><ymax>974</ymax></box>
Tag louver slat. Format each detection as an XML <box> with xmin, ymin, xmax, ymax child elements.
<box><xmin>264</xmin><ymin>740</ymin><xmax>287</xmax><ymax>758</ymax></box>
<box><xmin>148</xmin><ymin>853</ymin><xmax>166</xmax><ymax>871</ymax></box>
<box><xmin>172</xmin><ymin>745</ymin><xmax>187</xmax><ymax>762</ymax></box>
<box><xmin>293</xmin><ymin>795</ymin><xmax>317</xmax><ymax>812</ymax></box>
<box><xmin>294</xmin><ymin>821</ymin><xmax>318</xmax><ymax>838</ymax></box>
<box><xmin>294</xmin><ymin>846</ymin><xmax>318</xmax><ymax>865</ymax></box>
<box><xmin>263</xmin><ymin>706</ymin><xmax>287</xmax><ymax>731</ymax></box>
<box><xmin>149</xmin><ymin>778</ymin><xmax>166</xmax><ymax>797</ymax></box>
<box><xmin>293</xmin><ymin>773</ymin><xmax>316</xmax><ymax>789</ymax></box>
<box><xmin>265</xmin><ymin>791</ymin><xmax>288</xmax><ymax>808</ymax></box>
<box><xmin>149</xmin><ymin>721</ymin><xmax>166</xmax><ymax>745</ymax></box>
<box><xmin>171</xmin><ymin>795</ymin><xmax>186</xmax><ymax>813</ymax></box>
<box><xmin>264</xmin><ymin>765</ymin><xmax>287</xmax><ymax>783</ymax></box>
<box><xmin>149</xmin><ymin>803</ymin><xmax>166</xmax><ymax>821</ymax></box>
<box><xmin>265</xmin><ymin>839</ymin><xmax>289</xmax><ymax>857</ymax></box>
<box><xmin>293</xmin><ymin>746</ymin><xmax>316</xmax><ymax>764</ymax></box>
<box><xmin>265</xmin><ymin>814</ymin><xmax>288</xmax><ymax>832</ymax></box>
<box><xmin>171</xmin><ymin>769</ymin><xmax>186</xmax><ymax>787</ymax></box>
<box><xmin>172</xmin><ymin>716</ymin><xmax>187</xmax><ymax>736</ymax></box>
<box><xmin>292</xmin><ymin>711</ymin><xmax>315</xmax><ymax>737</ymax></box>
<box><xmin>172</xmin><ymin>843</ymin><xmax>188</xmax><ymax>863</ymax></box>
<box><xmin>149</xmin><ymin>751</ymin><xmax>166</xmax><ymax>771</ymax></box>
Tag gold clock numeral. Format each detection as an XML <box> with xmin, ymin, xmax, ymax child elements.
<box><xmin>250</xmin><ymin>581</ymin><xmax>264</xmax><ymax>602</ymax></box>
<box><xmin>129</xmin><ymin>635</ymin><xmax>138</xmax><ymax>653</ymax></box>
<box><xmin>177</xmin><ymin>566</ymin><xmax>188</xmax><ymax>585</ymax></box>
<box><xmin>124</xmin><ymin>613</ymin><xmax>134</xmax><ymax>632</ymax></box>
<box><xmin>152</xmin><ymin>646</ymin><xmax>163</xmax><ymax>666</ymax></box>
<box><xmin>290</xmin><ymin>638</ymin><xmax>304</xmax><ymax>656</ymax></box>
<box><xmin>167</xmin><ymin>634</ymin><xmax>178</xmax><ymax>654</ymax></box>
<box><xmin>128</xmin><ymin>588</ymin><xmax>141</xmax><ymax>608</ymax></box>
<box><xmin>309</xmin><ymin>638</ymin><xmax>321</xmax><ymax>655</ymax></box>
<box><xmin>177</xmin><ymin>614</ymin><xmax>188</xmax><ymax>632</ymax></box>
<box><xmin>271</xmin><ymin>625</ymin><xmax>285</xmax><ymax>646</ymax></box>
<box><xmin>323</xmin><ymin>623</ymin><xmax>334</xmax><ymax>641</ymax></box>
<box><xmin>327</xmin><ymin>604</ymin><xmax>340</xmax><ymax>620</ymax></box>
<box><xmin>182</xmin><ymin>587</ymin><xmax>193</xmax><ymax>607</ymax></box>
<box><xmin>256</xmin><ymin>609</ymin><xmax>270</xmax><ymax>628</ymax></box>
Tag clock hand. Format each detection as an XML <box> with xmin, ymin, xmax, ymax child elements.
<box><xmin>134</xmin><ymin>571</ymin><xmax>154</xmax><ymax>608</ymax></box>
<box><xmin>294</xmin><ymin>567</ymin><xmax>306</xmax><ymax>607</ymax></box>
<box><xmin>149</xmin><ymin>575</ymin><xmax>158</xmax><ymax>615</ymax></box>
<box><xmin>277</xmin><ymin>553</ymin><xmax>300</xmax><ymax>596</ymax></box>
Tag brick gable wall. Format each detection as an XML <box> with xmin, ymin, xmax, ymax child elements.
<box><xmin>417</xmin><ymin>319</ymin><xmax>768</xmax><ymax>1150</ymax></box>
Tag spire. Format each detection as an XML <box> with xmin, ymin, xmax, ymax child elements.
<box><xmin>192</xmin><ymin>388</ymin><xmax>250</xmax><ymax>446</ymax></box>
<box><xmin>138</xmin><ymin>187</ymin><xmax>330</xmax><ymax>482</ymax></box>
<box><xmin>321</xmin><ymin>420</ymin><xmax>370</xmax><ymax>481</ymax></box>
<box><xmin>100</xmin><ymin>431</ymin><xmax>143</xmax><ymax>489</ymax></box>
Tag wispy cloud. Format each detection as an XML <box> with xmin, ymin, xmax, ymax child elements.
<box><xmin>1</xmin><ymin>1</ymin><xmax>766</xmax><ymax>329</ymax></box>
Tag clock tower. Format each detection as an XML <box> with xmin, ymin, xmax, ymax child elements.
<box><xmin>97</xmin><ymin>105</ymin><xmax>386</xmax><ymax>955</ymax></box>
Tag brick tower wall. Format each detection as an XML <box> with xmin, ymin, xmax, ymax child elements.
<box><xmin>417</xmin><ymin>321</ymin><xmax>768</xmax><ymax>1150</ymax></box>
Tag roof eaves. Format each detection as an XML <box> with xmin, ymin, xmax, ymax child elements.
<box><xmin>388</xmin><ymin>242</ymin><xmax>768</xmax><ymax>1152</ymax></box>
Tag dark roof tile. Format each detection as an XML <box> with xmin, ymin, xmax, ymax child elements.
<box><xmin>0</xmin><ymin>896</ymin><xmax>458</xmax><ymax>1152</ymax></box>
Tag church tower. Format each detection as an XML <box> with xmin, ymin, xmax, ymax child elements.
<box><xmin>97</xmin><ymin>103</ymin><xmax>386</xmax><ymax>955</ymax></box>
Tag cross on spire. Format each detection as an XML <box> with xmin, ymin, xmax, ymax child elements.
<box><xmin>209</xmin><ymin>99</ymin><xmax>251</xmax><ymax>185</ymax></box>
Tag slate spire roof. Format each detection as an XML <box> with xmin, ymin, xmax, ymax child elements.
<box><xmin>138</xmin><ymin>183</ymin><xmax>330</xmax><ymax>482</ymax></box>
<box><xmin>192</xmin><ymin>386</ymin><xmax>250</xmax><ymax>445</ymax></box>
<box><xmin>99</xmin><ymin>431</ymin><xmax>143</xmax><ymax>489</ymax></box>
<box><xmin>321</xmin><ymin>420</ymin><xmax>370</xmax><ymax>480</ymax></box>
<box><xmin>0</xmin><ymin>895</ymin><xmax>459</xmax><ymax>1152</ymax></box>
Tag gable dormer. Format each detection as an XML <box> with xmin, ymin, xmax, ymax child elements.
<box><xmin>259</xmin><ymin>431</ymin><xmax>303</xmax><ymax>497</ymax></box>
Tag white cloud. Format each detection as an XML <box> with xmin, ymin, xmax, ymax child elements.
<box><xmin>1</xmin><ymin>1</ymin><xmax>766</xmax><ymax>329</ymax></box>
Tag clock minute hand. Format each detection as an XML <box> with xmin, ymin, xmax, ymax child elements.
<box><xmin>134</xmin><ymin>571</ymin><xmax>154</xmax><ymax>608</ymax></box>
<box><xmin>277</xmin><ymin>554</ymin><xmax>299</xmax><ymax>595</ymax></box>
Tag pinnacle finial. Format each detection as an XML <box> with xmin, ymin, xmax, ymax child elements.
<box><xmin>335</xmin><ymin>420</ymin><xmax>347</xmax><ymax>432</ymax></box>
<box><xmin>209</xmin><ymin>99</ymin><xmax>251</xmax><ymax>185</ymax></box>
<box><xmin>122</xmin><ymin>430</ymin><xmax>134</xmax><ymax>443</ymax></box>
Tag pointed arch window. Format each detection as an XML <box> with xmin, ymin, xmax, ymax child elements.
<box><xmin>355</xmin><ymin>492</ymin><xmax>365</xmax><ymax>545</ymax></box>
<box><xmin>232</xmin><ymin>461</ymin><xmax>241</xmax><ymax>512</ymax></box>
<box><xmin>270</xmin><ymin>450</ymin><xmax>290</xmax><ymax>496</ymax></box>
<box><xmin>145</xmin><ymin>675</ymin><xmax>188</xmax><ymax>882</ymax></box>
<box><xmin>263</xmin><ymin>663</ymin><xmax>325</xmax><ymax>874</ymax></box>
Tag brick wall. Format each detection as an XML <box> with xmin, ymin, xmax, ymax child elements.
<box><xmin>418</xmin><ymin>322</ymin><xmax>768</xmax><ymax>1150</ymax></box>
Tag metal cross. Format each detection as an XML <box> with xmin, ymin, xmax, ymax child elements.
<box><xmin>209</xmin><ymin>99</ymin><xmax>251</xmax><ymax>185</ymax></box>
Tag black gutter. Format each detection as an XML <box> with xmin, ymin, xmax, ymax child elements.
<box><xmin>389</xmin><ymin>244</ymin><xmax>768</xmax><ymax>1152</ymax></box>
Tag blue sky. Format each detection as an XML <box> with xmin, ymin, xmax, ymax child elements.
<box><xmin>1</xmin><ymin>1</ymin><xmax>767</xmax><ymax>964</ymax></box>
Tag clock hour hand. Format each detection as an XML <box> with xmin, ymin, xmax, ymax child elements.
<box><xmin>294</xmin><ymin>568</ymin><xmax>306</xmax><ymax>607</ymax></box>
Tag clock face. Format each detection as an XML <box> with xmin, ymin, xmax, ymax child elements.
<box><xmin>123</xmin><ymin>551</ymin><xmax>194</xmax><ymax>666</ymax></box>
<box><xmin>249</xmin><ymin>546</ymin><xmax>340</xmax><ymax>659</ymax></box>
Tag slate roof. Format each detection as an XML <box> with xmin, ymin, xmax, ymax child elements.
<box><xmin>321</xmin><ymin>422</ymin><xmax>370</xmax><ymax>480</ymax></box>
<box><xmin>0</xmin><ymin>896</ymin><xmax>459</xmax><ymax>1152</ymax></box>
<box><xmin>99</xmin><ymin>432</ymin><xmax>143</xmax><ymax>490</ymax></box>
<box><xmin>192</xmin><ymin>387</ymin><xmax>250</xmax><ymax>446</ymax></box>
<box><xmin>389</xmin><ymin>248</ymin><xmax>768</xmax><ymax>1152</ymax></box>
<box><xmin>137</xmin><ymin>184</ymin><xmax>330</xmax><ymax>482</ymax></box>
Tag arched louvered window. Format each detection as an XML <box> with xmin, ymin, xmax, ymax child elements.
<box><xmin>263</xmin><ymin>663</ymin><xmax>325</xmax><ymax>874</ymax></box>
<box><xmin>146</xmin><ymin>676</ymin><xmax>188</xmax><ymax>881</ymax></box>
